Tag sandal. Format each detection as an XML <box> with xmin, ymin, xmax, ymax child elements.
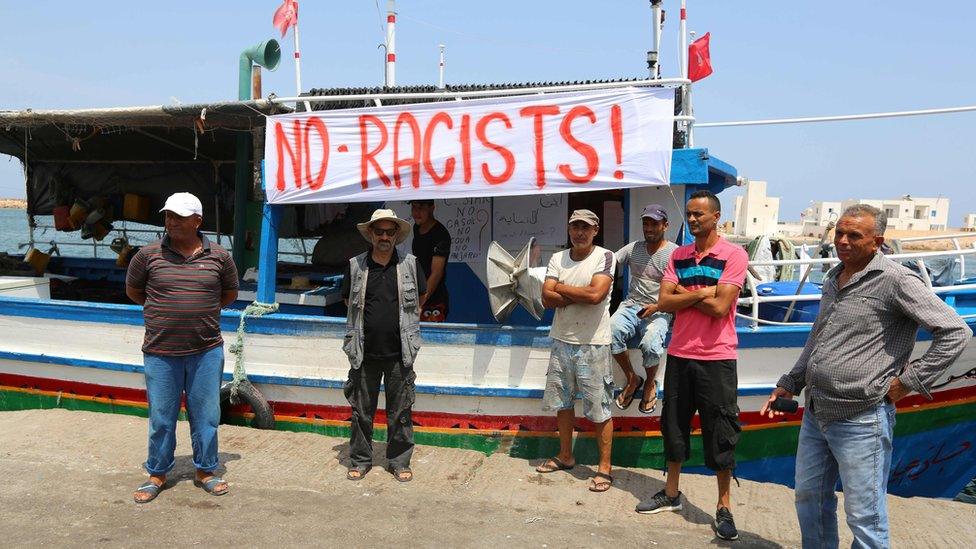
<box><xmin>391</xmin><ymin>467</ymin><xmax>413</xmax><ymax>482</ymax></box>
<box><xmin>194</xmin><ymin>476</ymin><xmax>229</xmax><ymax>496</ymax></box>
<box><xmin>589</xmin><ymin>472</ymin><xmax>613</xmax><ymax>492</ymax></box>
<box><xmin>133</xmin><ymin>481</ymin><xmax>163</xmax><ymax>504</ymax></box>
<box><xmin>535</xmin><ymin>457</ymin><xmax>575</xmax><ymax>473</ymax></box>
<box><xmin>638</xmin><ymin>381</ymin><xmax>659</xmax><ymax>415</ymax></box>
<box><xmin>614</xmin><ymin>377</ymin><xmax>645</xmax><ymax>410</ymax></box>
<box><xmin>347</xmin><ymin>465</ymin><xmax>372</xmax><ymax>481</ymax></box>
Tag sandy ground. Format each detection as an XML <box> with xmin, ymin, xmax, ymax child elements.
<box><xmin>1</xmin><ymin>409</ymin><xmax>973</xmax><ymax>548</ymax></box>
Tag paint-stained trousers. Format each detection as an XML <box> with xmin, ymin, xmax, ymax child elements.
<box><xmin>344</xmin><ymin>358</ymin><xmax>416</xmax><ymax>471</ymax></box>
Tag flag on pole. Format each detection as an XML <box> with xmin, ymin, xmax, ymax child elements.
<box><xmin>273</xmin><ymin>0</ymin><xmax>299</xmax><ymax>37</ymax></box>
<box><xmin>688</xmin><ymin>32</ymin><xmax>713</xmax><ymax>82</ymax></box>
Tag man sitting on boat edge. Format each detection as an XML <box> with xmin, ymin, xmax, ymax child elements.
<box><xmin>535</xmin><ymin>209</ymin><xmax>617</xmax><ymax>493</ymax></box>
<box><xmin>125</xmin><ymin>192</ymin><xmax>239</xmax><ymax>503</ymax></box>
<box><xmin>609</xmin><ymin>204</ymin><xmax>678</xmax><ymax>413</ymax></box>
<box><xmin>761</xmin><ymin>203</ymin><xmax>971</xmax><ymax>549</ymax></box>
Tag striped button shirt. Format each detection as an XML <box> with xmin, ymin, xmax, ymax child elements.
<box><xmin>777</xmin><ymin>252</ymin><xmax>971</xmax><ymax>424</ymax></box>
<box><xmin>126</xmin><ymin>234</ymin><xmax>239</xmax><ymax>356</ymax></box>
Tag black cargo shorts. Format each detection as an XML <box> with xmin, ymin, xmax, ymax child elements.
<box><xmin>660</xmin><ymin>355</ymin><xmax>741</xmax><ymax>471</ymax></box>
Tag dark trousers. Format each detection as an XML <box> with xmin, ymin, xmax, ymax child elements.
<box><xmin>344</xmin><ymin>358</ymin><xmax>416</xmax><ymax>470</ymax></box>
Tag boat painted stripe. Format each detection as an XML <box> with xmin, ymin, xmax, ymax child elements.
<box><xmin>5</xmin><ymin>383</ymin><xmax>975</xmax><ymax>440</ymax></box>
<box><xmin>0</xmin><ymin>349</ymin><xmax>783</xmax><ymax>399</ymax></box>
<box><xmin>3</xmin><ymin>296</ymin><xmax>972</xmax><ymax>348</ymax></box>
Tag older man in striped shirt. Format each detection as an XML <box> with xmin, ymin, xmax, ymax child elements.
<box><xmin>125</xmin><ymin>192</ymin><xmax>239</xmax><ymax>503</ymax></box>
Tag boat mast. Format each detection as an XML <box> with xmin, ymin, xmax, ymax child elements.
<box><xmin>438</xmin><ymin>44</ymin><xmax>446</xmax><ymax>89</ymax></box>
<box><xmin>679</xmin><ymin>0</ymin><xmax>691</xmax><ymax>147</ymax></box>
<box><xmin>385</xmin><ymin>0</ymin><xmax>397</xmax><ymax>87</ymax></box>
<box><xmin>648</xmin><ymin>0</ymin><xmax>664</xmax><ymax>79</ymax></box>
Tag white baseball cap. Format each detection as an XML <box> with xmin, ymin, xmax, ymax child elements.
<box><xmin>159</xmin><ymin>192</ymin><xmax>203</xmax><ymax>217</ymax></box>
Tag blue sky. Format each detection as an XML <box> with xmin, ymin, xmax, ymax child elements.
<box><xmin>2</xmin><ymin>1</ymin><xmax>974</xmax><ymax>223</ymax></box>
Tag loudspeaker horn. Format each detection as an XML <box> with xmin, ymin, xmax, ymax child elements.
<box><xmin>487</xmin><ymin>237</ymin><xmax>546</xmax><ymax>322</ymax></box>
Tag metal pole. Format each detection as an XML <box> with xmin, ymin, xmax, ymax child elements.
<box><xmin>686</xmin><ymin>30</ymin><xmax>696</xmax><ymax>147</ymax></box>
<box><xmin>648</xmin><ymin>1</ymin><xmax>662</xmax><ymax>79</ymax></box>
<box><xmin>679</xmin><ymin>1</ymin><xmax>688</xmax><ymax>79</ymax></box>
<box><xmin>293</xmin><ymin>17</ymin><xmax>312</xmax><ymax>112</ymax></box>
<box><xmin>385</xmin><ymin>0</ymin><xmax>396</xmax><ymax>87</ymax></box>
<box><xmin>438</xmin><ymin>44</ymin><xmax>445</xmax><ymax>89</ymax></box>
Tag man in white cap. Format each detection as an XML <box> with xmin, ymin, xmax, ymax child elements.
<box><xmin>536</xmin><ymin>209</ymin><xmax>617</xmax><ymax>493</ymax></box>
<box><xmin>125</xmin><ymin>192</ymin><xmax>239</xmax><ymax>503</ymax></box>
<box><xmin>341</xmin><ymin>209</ymin><xmax>427</xmax><ymax>482</ymax></box>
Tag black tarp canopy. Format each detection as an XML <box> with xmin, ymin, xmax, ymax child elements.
<box><xmin>0</xmin><ymin>101</ymin><xmax>287</xmax><ymax>232</ymax></box>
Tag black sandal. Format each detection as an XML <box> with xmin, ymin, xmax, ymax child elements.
<box><xmin>638</xmin><ymin>381</ymin><xmax>659</xmax><ymax>415</ymax></box>
<box><xmin>614</xmin><ymin>377</ymin><xmax>645</xmax><ymax>410</ymax></box>
<box><xmin>347</xmin><ymin>465</ymin><xmax>372</xmax><ymax>480</ymax></box>
<box><xmin>535</xmin><ymin>457</ymin><xmax>575</xmax><ymax>473</ymax></box>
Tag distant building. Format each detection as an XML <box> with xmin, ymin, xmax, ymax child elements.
<box><xmin>804</xmin><ymin>196</ymin><xmax>950</xmax><ymax>234</ymax></box>
<box><xmin>963</xmin><ymin>213</ymin><xmax>976</xmax><ymax>231</ymax></box>
<box><xmin>733</xmin><ymin>180</ymin><xmax>780</xmax><ymax>237</ymax></box>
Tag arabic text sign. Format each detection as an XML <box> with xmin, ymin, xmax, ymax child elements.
<box><xmin>264</xmin><ymin>87</ymin><xmax>674</xmax><ymax>204</ymax></box>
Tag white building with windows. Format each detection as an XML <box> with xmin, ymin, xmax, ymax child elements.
<box><xmin>805</xmin><ymin>196</ymin><xmax>950</xmax><ymax>234</ymax></box>
<box><xmin>733</xmin><ymin>180</ymin><xmax>780</xmax><ymax>237</ymax></box>
<box><xmin>962</xmin><ymin>213</ymin><xmax>976</xmax><ymax>231</ymax></box>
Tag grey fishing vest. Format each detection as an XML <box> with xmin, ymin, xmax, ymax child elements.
<box><xmin>343</xmin><ymin>251</ymin><xmax>422</xmax><ymax>369</ymax></box>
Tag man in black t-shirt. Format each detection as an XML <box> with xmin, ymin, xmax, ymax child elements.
<box><xmin>410</xmin><ymin>200</ymin><xmax>452</xmax><ymax>322</ymax></box>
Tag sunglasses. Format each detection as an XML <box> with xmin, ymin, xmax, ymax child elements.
<box><xmin>371</xmin><ymin>227</ymin><xmax>399</xmax><ymax>237</ymax></box>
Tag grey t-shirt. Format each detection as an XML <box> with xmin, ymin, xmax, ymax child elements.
<box><xmin>615</xmin><ymin>240</ymin><xmax>678</xmax><ymax>309</ymax></box>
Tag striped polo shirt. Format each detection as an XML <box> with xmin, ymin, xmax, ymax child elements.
<box><xmin>125</xmin><ymin>234</ymin><xmax>239</xmax><ymax>356</ymax></box>
<box><xmin>662</xmin><ymin>236</ymin><xmax>748</xmax><ymax>361</ymax></box>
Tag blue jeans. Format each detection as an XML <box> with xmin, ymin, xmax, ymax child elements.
<box><xmin>794</xmin><ymin>400</ymin><xmax>896</xmax><ymax>549</ymax></box>
<box><xmin>609</xmin><ymin>305</ymin><xmax>669</xmax><ymax>368</ymax></box>
<box><xmin>143</xmin><ymin>346</ymin><xmax>225</xmax><ymax>475</ymax></box>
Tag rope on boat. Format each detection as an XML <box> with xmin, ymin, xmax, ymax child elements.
<box><xmin>228</xmin><ymin>301</ymin><xmax>279</xmax><ymax>403</ymax></box>
<box><xmin>221</xmin><ymin>300</ymin><xmax>279</xmax><ymax>430</ymax></box>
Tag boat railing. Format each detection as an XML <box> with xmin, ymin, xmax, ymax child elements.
<box><xmin>739</xmin><ymin>248</ymin><xmax>976</xmax><ymax>328</ymax></box>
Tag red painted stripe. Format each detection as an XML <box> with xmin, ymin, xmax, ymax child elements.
<box><xmin>387</xmin><ymin>53</ymin><xmax>396</xmax><ymax>62</ymax></box>
<box><xmin>387</xmin><ymin>14</ymin><xmax>395</xmax><ymax>23</ymax></box>
<box><xmin>680</xmin><ymin>8</ymin><xmax>686</xmax><ymax>19</ymax></box>
<box><xmin>5</xmin><ymin>372</ymin><xmax>974</xmax><ymax>433</ymax></box>
<box><xmin>294</xmin><ymin>52</ymin><xmax>300</xmax><ymax>59</ymax></box>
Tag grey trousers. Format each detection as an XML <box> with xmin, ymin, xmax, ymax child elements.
<box><xmin>343</xmin><ymin>358</ymin><xmax>416</xmax><ymax>470</ymax></box>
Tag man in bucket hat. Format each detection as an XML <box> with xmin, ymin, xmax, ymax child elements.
<box><xmin>125</xmin><ymin>192</ymin><xmax>239</xmax><ymax>503</ymax></box>
<box><xmin>340</xmin><ymin>208</ymin><xmax>427</xmax><ymax>482</ymax></box>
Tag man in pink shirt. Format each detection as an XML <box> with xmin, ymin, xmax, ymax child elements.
<box><xmin>635</xmin><ymin>190</ymin><xmax>748</xmax><ymax>542</ymax></box>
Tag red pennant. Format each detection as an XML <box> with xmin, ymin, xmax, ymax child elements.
<box><xmin>688</xmin><ymin>32</ymin><xmax>713</xmax><ymax>82</ymax></box>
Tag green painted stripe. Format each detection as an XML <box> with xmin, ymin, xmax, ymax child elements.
<box><xmin>3</xmin><ymin>388</ymin><xmax>973</xmax><ymax>469</ymax></box>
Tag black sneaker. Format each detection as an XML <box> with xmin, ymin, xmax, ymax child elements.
<box><xmin>714</xmin><ymin>507</ymin><xmax>739</xmax><ymax>541</ymax></box>
<box><xmin>635</xmin><ymin>489</ymin><xmax>683</xmax><ymax>514</ymax></box>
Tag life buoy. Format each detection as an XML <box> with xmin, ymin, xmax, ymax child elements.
<box><xmin>219</xmin><ymin>380</ymin><xmax>275</xmax><ymax>430</ymax></box>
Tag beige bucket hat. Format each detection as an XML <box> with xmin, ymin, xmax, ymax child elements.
<box><xmin>356</xmin><ymin>208</ymin><xmax>412</xmax><ymax>245</ymax></box>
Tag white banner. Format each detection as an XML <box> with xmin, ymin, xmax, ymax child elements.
<box><xmin>264</xmin><ymin>87</ymin><xmax>674</xmax><ymax>204</ymax></box>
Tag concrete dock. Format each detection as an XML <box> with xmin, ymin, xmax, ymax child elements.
<box><xmin>1</xmin><ymin>409</ymin><xmax>973</xmax><ymax>548</ymax></box>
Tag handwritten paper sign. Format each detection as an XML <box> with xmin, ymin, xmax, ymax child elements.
<box><xmin>264</xmin><ymin>87</ymin><xmax>674</xmax><ymax>204</ymax></box>
<box><xmin>492</xmin><ymin>194</ymin><xmax>567</xmax><ymax>250</ymax></box>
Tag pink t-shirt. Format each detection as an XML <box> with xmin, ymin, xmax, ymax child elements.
<box><xmin>662</xmin><ymin>237</ymin><xmax>748</xmax><ymax>361</ymax></box>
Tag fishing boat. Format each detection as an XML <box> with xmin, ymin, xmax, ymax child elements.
<box><xmin>1</xmin><ymin>28</ymin><xmax>974</xmax><ymax>500</ymax></box>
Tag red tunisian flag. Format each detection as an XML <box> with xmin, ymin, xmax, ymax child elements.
<box><xmin>273</xmin><ymin>0</ymin><xmax>299</xmax><ymax>37</ymax></box>
<box><xmin>688</xmin><ymin>32</ymin><xmax>713</xmax><ymax>82</ymax></box>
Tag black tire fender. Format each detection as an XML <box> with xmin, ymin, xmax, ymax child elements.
<box><xmin>219</xmin><ymin>380</ymin><xmax>275</xmax><ymax>430</ymax></box>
